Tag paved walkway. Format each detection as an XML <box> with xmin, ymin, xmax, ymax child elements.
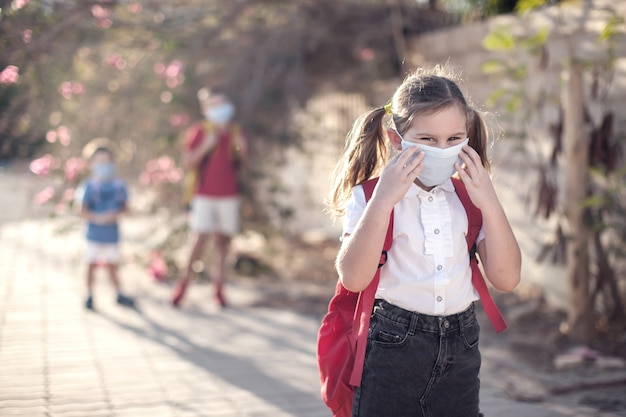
<box><xmin>0</xmin><ymin>214</ymin><xmax>624</xmax><ymax>416</ymax></box>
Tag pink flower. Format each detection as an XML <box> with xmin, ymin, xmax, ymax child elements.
<box><xmin>71</xmin><ymin>82</ymin><xmax>84</xmax><ymax>95</ymax></box>
<box><xmin>29</xmin><ymin>154</ymin><xmax>55</xmax><ymax>176</ymax></box>
<box><xmin>13</xmin><ymin>0</ymin><xmax>29</xmax><ymax>10</ymax></box>
<box><xmin>91</xmin><ymin>5</ymin><xmax>109</xmax><ymax>18</ymax></box>
<box><xmin>139</xmin><ymin>156</ymin><xmax>183</xmax><ymax>185</ymax></box>
<box><xmin>106</xmin><ymin>54</ymin><xmax>121</xmax><ymax>67</ymax></box>
<box><xmin>46</xmin><ymin>130</ymin><xmax>58</xmax><ymax>143</ymax></box>
<box><xmin>157</xmin><ymin>156</ymin><xmax>174</xmax><ymax>170</ymax></box>
<box><xmin>34</xmin><ymin>186</ymin><xmax>55</xmax><ymax>205</ymax></box>
<box><xmin>127</xmin><ymin>2</ymin><xmax>142</xmax><ymax>13</ymax></box>
<box><xmin>92</xmin><ymin>5</ymin><xmax>112</xmax><ymax>29</ymax></box>
<box><xmin>64</xmin><ymin>157</ymin><xmax>86</xmax><ymax>181</ymax></box>
<box><xmin>23</xmin><ymin>29</ymin><xmax>32</xmax><ymax>43</ymax></box>
<box><xmin>59</xmin><ymin>81</ymin><xmax>73</xmax><ymax>99</ymax></box>
<box><xmin>57</xmin><ymin>125</ymin><xmax>71</xmax><ymax>146</ymax></box>
<box><xmin>59</xmin><ymin>81</ymin><xmax>85</xmax><ymax>99</ymax></box>
<box><xmin>62</xmin><ymin>188</ymin><xmax>75</xmax><ymax>201</ymax></box>
<box><xmin>169</xmin><ymin>113</ymin><xmax>189</xmax><ymax>127</ymax></box>
<box><xmin>357</xmin><ymin>48</ymin><xmax>375</xmax><ymax>62</ymax></box>
<box><xmin>0</xmin><ymin>65</ymin><xmax>19</xmax><ymax>84</ymax></box>
<box><xmin>168</xmin><ymin>168</ymin><xmax>183</xmax><ymax>183</ymax></box>
<box><xmin>165</xmin><ymin>60</ymin><xmax>184</xmax><ymax>78</ymax></box>
<box><xmin>105</xmin><ymin>54</ymin><xmax>126</xmax><ymax>70</ymax></box>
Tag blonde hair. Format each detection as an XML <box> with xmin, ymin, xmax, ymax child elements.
<box><xmin>327</xmin><ymin>66</ymin><xmax>491</xmax><ymax>218</ymax></box>
<box><xmin>82</xmin><ymin>137</ymin><xmax>117</xmax><ymax>160</ymax></box>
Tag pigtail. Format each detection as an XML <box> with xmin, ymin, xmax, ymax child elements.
<box><xmin>467</xmin><ymin>107</ymin><xmax>491</xmax><ymax>173</ymax></box>
<box><xmin>326</xmin><ymin>107</ymin><xmax>388</xmax><ymax>218</ymax></box>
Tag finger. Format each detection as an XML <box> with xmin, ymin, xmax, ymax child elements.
<box><xmin>460</xmin><ymin>145</ymin><xmax>482</xmax><ymax>167</ymax></box>
<box><xmin>398</xmin><ymin>146</ymin><xmax>422</xmax><ymax>168</ymax></box>
<box><xmin>458</xmin><ymin>155</ymin><xmax>475</xmax><ymax>177</ymax></box>
<box><xmin>409</xmin><ymin>161</ymin><xmax>424</xmax><ymax>178</ymax></box>
<box><xmin>455</xmin><ymin>162</ymin><xmax>470</xmax><ymax>182</ymax></box>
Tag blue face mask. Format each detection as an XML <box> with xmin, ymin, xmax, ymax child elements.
<box><xmin>93</xmin><ymin>162</ymin><xmax>115</xmax><ymax>179</ymax></box>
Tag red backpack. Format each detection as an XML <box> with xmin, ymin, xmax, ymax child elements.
<box><xmin>316</xmin><ymin>177</ymin><xmax>507</xmax><ymax>417</ymax></box>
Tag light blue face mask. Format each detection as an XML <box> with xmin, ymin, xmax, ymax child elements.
<box><xmin>398</xmin><ymin>132</ymin><xmax>469</xmax><ymax>187</ymax></box>
<box><xmin>93</xmin><ymin>162</ymin><xmax>115</xmax><ymax>179</ymax></box>
<box><xmin>205</xmin><ymin>103</ymin><xmax>235</xmax><ymax>125</ymax></box>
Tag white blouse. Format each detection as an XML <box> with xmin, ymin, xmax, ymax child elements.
<box><xmin>342</xmin><ymin>179</ymin><xmax>484</xmax><ymax>316</ymax></box>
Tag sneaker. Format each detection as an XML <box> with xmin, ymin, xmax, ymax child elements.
<box><xmin>116</xmin><ymin>293</ymin><xmax>135</xmax><ymax>307</ymax></box>
<box><xmin>85</xmin><ymin>295</ymin><xmax>94</xmax><ymax>310</ymax></box>
<box><xmin>171</xmin><ymin>279</ymin><xmax>188</xmax><ymax>307</ymax></box>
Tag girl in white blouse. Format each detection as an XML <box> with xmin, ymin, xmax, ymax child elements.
<box><xmin>327</xmin><ymin>66</ymin><xmax>521</xmax><ymax>417</ymax></box>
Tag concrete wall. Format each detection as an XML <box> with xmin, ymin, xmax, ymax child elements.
<box><xmin>274</xmin><ymin>0</ymin><xmax>626</xmax><ymax>310</ymax></box>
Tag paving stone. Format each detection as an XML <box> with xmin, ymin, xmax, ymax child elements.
<box><xmin>0</xmin><ymin>406</ymin><xmax>48</xmax><ymax>416</ymax></box>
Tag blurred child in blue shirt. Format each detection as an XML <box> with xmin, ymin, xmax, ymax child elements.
<box><xmin>80</xmin><ymin>145</ymin><xmax>134</xmax><ymax>310</ymax></box>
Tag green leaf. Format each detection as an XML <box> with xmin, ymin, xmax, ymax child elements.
<box><xmin>515</xmin><ymin>0</ymin><xmax>547</xmax><ymax>14</ymax></box>
<box><xmin>521</xmin><ymin>27</ymin><xmax>550</xmax><ymax>51</ymax></box>
<box><xmin>505</xmin><ymin>94</ymin><xmax>522</xmax><ymax>112</ymax></box>
<box><xmin>510</xmin><ymin>64</ymin><xmax>528</xmax><ymax>81</ymax></box>
<box><xmin>581</xmin><ymin>195</ymin><xmax>606</xmax><ymax>209</ymax></box>
<box><xmin>482</xmin><ymin>28</ymin><xmax>516</xmax><ymax>52</ymax></box>
<box><xmin>480</xmin><ymin>59</ymin><xmax>507</xmax><ymax>74</ymax></box>
<box><xmin>485</xmin><ymin>88</ymin><xmax>509</xmax><ymax>108</ymax></box>
<box><xmin>599</xmin><ymin>15</ymin><xmax>625</xmax><ymax>42</ymax></box>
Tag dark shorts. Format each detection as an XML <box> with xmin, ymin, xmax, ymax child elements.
<box><xmin>353</xmin><ymin>300</ymin><xmax>482</xmax><ymax>417</ymax></box>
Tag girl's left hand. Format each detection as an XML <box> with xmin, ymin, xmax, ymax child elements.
<box><xmin>454</xmin><ymin>145</ymin><xmax>498</xmax><ymax>210</ymax></box>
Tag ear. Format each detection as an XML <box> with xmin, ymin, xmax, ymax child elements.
<box><xmin>387</xmin><ymin>128</ymin><xmax>402</xmax><ymax>151</ymax></box>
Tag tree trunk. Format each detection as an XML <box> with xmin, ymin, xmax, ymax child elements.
<box><xmin>562</xmin><ymin>59</ymin><xmax>594</xmax><ymax>344</ymax></box>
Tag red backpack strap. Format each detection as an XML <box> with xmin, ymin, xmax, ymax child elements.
<box><xmin>349</xmin><ymin>178</ymin><xmax>394</xmax><ymax>386</ymax></box>
<box><xmin>452</xmin><ymin>178</ymin><xmax>507</xmax><ymax>333</ymax></box>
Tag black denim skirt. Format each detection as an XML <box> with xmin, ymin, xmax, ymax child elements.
<box><xmin>353</xmin><ymin>300</ymin><xmax>482</xmax><ymax>417</ymax></box>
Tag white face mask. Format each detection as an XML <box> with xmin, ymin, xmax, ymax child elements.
<box><xmin>400</xmin><ymin>133</ymin><xmax>469</xmax><ymax>187</ymax></box>
<box><xmin>205</xmin><ymin>103</ymin><xmax>235</xmax><ymax>125</ymax></box>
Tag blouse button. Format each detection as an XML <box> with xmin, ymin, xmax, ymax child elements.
<box><xmin>437</xmin><ymin>265</ymin><xmax>443</xmax><ymax>271</ymax></box>
<box><xmin>436</xmin><ymin>296</ymin><xmax>443</xmax><ymax>302</ymax></box>
<box><xmin>428</xmin><ymin>196</ymin><xmax>433</xmax><ymax>202</ymax></box>
<box><xmin>434</xmin><ymin>228</ymin><xmax>440</xmax><ymax>234</ymax></box>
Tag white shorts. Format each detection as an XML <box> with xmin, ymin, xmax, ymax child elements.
<box><xmin>190</xmin><ymin>196</ymin><xmax>240</xmax><ymax>236</ymax></box>
<box><xmin>85</xmin><ymin>242</ymin><xmax>120</xmax><ymax>264</ymax></box>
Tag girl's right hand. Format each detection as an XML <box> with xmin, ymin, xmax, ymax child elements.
<box><xmin>373</xmin><ymin>146</ymin><xmax>424</xmax><ymax>207</ymax></box>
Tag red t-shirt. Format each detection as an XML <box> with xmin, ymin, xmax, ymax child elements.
<box><xmin>186</xmin><ymin>123</ymin><xmax>240</xmax><ymax>197</ymax></box>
